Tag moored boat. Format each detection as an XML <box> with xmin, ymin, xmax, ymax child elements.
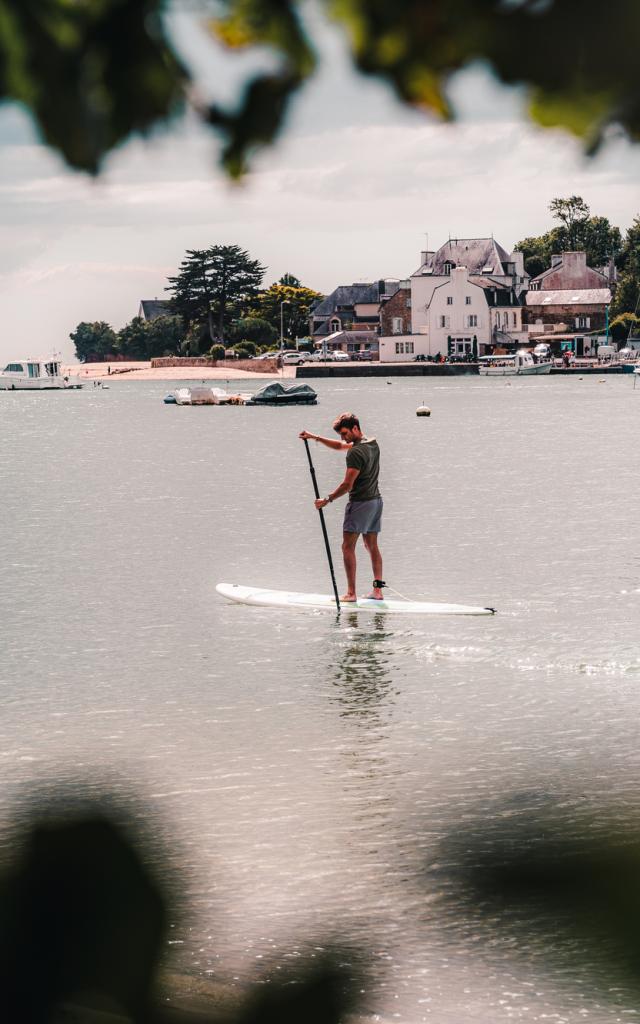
<box><xmin>245</xmin><ymin>382</ymin><xmax>317</xmax><ymax>405</ymax></box>
<box><xmin>0</xmin><ymin>359</ymin><xmax>82</xmax><ymax>390</ymax></box>
<box><xmin>478</xmin><ymin>350</ymin><xmax>553</xmax><ymax>377</ymax></box>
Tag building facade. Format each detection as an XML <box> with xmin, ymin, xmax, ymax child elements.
<box><xmin>523</xmin><ymin>252</ymin><xmax>612</xmax><ymax>354</ymax></box>
<box><xmin>310</xmin><ymin>280</ymin><xmax>400</xmax><ymax>356</ymax></box>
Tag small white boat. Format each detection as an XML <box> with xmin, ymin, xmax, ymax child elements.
<box><xmin>170</xmin><ymin>386</ymin><xmax>251</xmax><ymax>405</ymax></box>
<box><xmin>0</xmin><ymin>359</ymin><xmax>81</xmax><ymax>390</ymax></box>
<box><xmin>478</xmin><ymin>350</ymin><xmax>553</xmax><ymax>377</ymax></box>
<box><xmin>166</xmin><ymin>386</ymin><xmax>257</xmax><ymax>405</ymax></box>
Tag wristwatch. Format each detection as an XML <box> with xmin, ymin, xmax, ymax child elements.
<box><xmin>326</xmin><ymin>495</ymin><xmax>333</xmax><ymax>503</ymax></box>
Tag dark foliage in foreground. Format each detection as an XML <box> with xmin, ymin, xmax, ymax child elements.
<box><xmin>2</xmin><ymin>1</ymin><xmax>640</xmax><ymax>177</ymax></box>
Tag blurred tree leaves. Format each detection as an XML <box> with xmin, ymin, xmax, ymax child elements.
<box><xmin>1</xmin><ymin>0</ymin><xmax>640</xmax><ymax>177</ymax></box>
<box><xmin>0</xmin><ymin>801</ymin><xmax>364</xmax><ymax>1023</ymax></box>
<box><xmin>0</xmin><ymin>0</ymin><xmax>186</xmax><ymax>174</ymax></box>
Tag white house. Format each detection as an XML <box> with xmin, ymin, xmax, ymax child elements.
<box><xmin>380</xmin><ymin>268</ymin><xmax>525</xmax><ymax>361</ymax></box>
<box><xmin>406</xmin><ymin>238</ymin><xmax>527</xmax><ymax>356</ymax></box>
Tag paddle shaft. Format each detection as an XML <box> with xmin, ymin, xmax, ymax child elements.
<box><xmin>303</xmin><ymin>438</ymin><xmax>341</xmax><ymax>612</ymax></box>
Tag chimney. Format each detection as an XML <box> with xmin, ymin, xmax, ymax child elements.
<box><xmin>550</xmin><ymin>254</ymin><xmax>562</xmax><ymax>267</ymax></box>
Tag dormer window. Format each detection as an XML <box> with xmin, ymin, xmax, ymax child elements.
<box><xmin>444</xmin><ymin>262</ymin><xmax>453</xmax><ymax>275</ymax></box>
<box><xmin>330</xmin><ymin>318</ymin><xmax>341</xmax><ymax>332</ymax></box>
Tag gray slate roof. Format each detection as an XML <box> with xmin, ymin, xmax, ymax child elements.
<box><xmin>468</xmin><ymin>276</ymin><xmax>520</xmax><ymax>306</ymax></box>
<box><xmin>414</xmin><ymin>238</ymin><xmax>512</xmax><ymax>276</ymax></box>
<box><xmin>311</xmin><ymin>283</ymin><xmax>381</xmax><ymax>316</ymax></box>
<box><xmin>140</xmin><ymin>299</ymin><xmax>171</xmax><ymax>321</ymax></box>
<box><xmin>525</xmin><ymin>289</ymin><xmax>611</xmax><ymax>306</ymax></box>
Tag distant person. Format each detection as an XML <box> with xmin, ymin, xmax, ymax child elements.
<box><xmin>300</xmin><ymin>413</ymin><xmax>384</xmax><ymax>601</ymax></box>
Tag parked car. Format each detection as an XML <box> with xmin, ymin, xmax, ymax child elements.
<box><xmin>331</xmin><ymin>351</ymin><xmax>349</xmax><ymax>361</ymax></box>
<box><xmin>533</xmin><ymin>343</ymin><xmax>552</xmax><ymax>361</ymax></box>
<box><xmin>282</xmin><ymin>351</ymin><xmax>305</xmax><ymax>365</ymax></box>
<box><xmin>352</xmin><ymin>350</ymin><xmax>373</xmax><ymax>361</ymax></box>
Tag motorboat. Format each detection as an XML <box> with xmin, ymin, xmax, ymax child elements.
<box><xmin>168</xmin><ymin>386</ymin><xmax>251</xmax><ymax>406</ymax></box>
<box><xmin>245</xmin><ymin>382</ymin><xmax>317</xmax><ymax>405</ymax></box>
<box><xmin>0</xmin><ymin>358</ymin><xmax>82</xmax><ymax>390</ymax></box>
<box><xmin>478</xmin><ymin>350</ymin><xmax>553</xmax><ymax>377</ymax></box>
<box><xmin>164</xmin><ymin>382</ymin><xmax>318</xmax><ymax>406</ymax></box>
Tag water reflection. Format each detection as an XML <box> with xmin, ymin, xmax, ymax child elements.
<box><xmin>330</xmin><ymin>613</ymin><xmax>396</xmax><ymax>725</ymax></box>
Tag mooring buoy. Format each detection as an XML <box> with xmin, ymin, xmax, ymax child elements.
<box><xmin>416</xmin><ymin>405</ymin><xmax>431</xmax><ymax>417</ymax></box>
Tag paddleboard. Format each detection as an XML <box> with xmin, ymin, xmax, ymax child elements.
<box><xmin>216</xmin><ymin>583</ymin><xmax>495</xmax><ymax>616</ymax></box>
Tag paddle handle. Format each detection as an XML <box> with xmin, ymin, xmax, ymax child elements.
<box><xmin>303</xmin><ymin>438</ymin><xmax>341</xmax><ymax>613</ymax></box>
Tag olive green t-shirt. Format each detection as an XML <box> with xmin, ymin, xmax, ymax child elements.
<box><xmin>346</xmin><ymin>438</ymin><xmax>381</xmax><ymax>502</ymax></box>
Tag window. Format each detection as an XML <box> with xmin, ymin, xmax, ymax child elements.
<box><xmin>512</xmin><ymin>313</ymin><xmax>517</xmax><ymax>326</ymax></box>
<box><xmin>576</xmin><ymin>316</ymin><xmax>591</xmax><ymax>329</ymax></box>
<box><xmin>395</xmin><ymin>341</ymin><xmax>405</xmax><ymax>354</ymax></box>
<box><xmin>406</xmin><ymin>342</ymin><xmax>414</xmax><ymax>354</ymax></box>
<box><xmin>444</xmin><ymin>262</ymin><xmax>452</xmax><ymax>275</ymax></box>
<box><xmin>438</xmin><ymin>315</ymin><xmax>450</xmax><ymax>328</ymax></box>
<box><xmin>330</xmin><ymin>318</ymin><xmax>341</xmax><ymax>332</ymax></box>
<box><xmin>466</xmin><ymin>315</ymin><xmax>478</xmax><ymax>328</ymax></box>
<box><xmin>465</xmin><ymin>296</ymin><xmax>472</xmax><ymax>305</ymax></box>
<box><xmin>406</xmin><ymin>297</ymin><xmax>412</xmax><ymax>308</ymax></box>
<box><xmin>392</xmin><ymin>317</ymin><xmax>403</xmax><ymax>335</ymax></box>
<box><xmin>28</xmin><ymin>363</ymin><xmax>40</xmax><ymax>377</ymax></box>
<box><xmin>446</xmin><ymin>296</ymin><xmax>453</xmax><ymax>305</ymax></box>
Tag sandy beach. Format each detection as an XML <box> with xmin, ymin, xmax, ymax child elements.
<box><xmin>64</xmin><ymin>362</ymin><xmax>295</xmax><ymax>381</ymax></box>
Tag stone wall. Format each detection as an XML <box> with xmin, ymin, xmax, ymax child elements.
<box><xmin>151</xmin><ymin>356</ymin><xmax>279</xmax><ymax>372</ymax></box>
<box><xmin>380</xmin><ymin>287</ymin><xmax>412</xmax><ymax>336</ymax></box>
<box><xmin>523</xmin><ymin>303</ymin><xmax>607</xmax><ymax>331</ymax></box>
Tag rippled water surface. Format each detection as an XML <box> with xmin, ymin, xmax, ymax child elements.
<box><xmin>1</xmin><ymin>375</ymin><xmax>640</xmax><ymax>1021</ymax></box>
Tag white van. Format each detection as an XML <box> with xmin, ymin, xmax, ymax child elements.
<box><xmin>597</xmin><ymin>344</ymin><xmax>617</xmax><ymax>361</ymax></box>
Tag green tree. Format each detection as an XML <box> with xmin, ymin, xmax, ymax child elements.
<box><xmin>515</xmin><ymin>199</ymin><xmax>622</xmax><ymax>279</ymax></box>
<box><xmin>146</xmin><ymin>315</ymin><xmax>184</xmax><ymax>356</ymax></box>
<box><xmin>609</xmin><ymin>312</ymin><xmax>640</xmax><ymax>342</ymax></box>
<box><xmin>116</xmin><ymin>318</ymin><xmax>151</xmax><ymax>360</ymax></box>
<box><xmin>5</xmin><ymin>1</ymin><xmax>640</xmax><ymax>178</ymax></box>
<box><xmin>279</xmin><ymin>272</ymin><xmax>301</xmax><ymax>287</ymax></box>
<box><xmin>251</xmin><ymin>282</ymin><xmax>323</xmax><ymax>343</ymax></box>
<box><xmin>611</xmin><ymin>216</ymin><xmax>640</xmax><ymax>317</ymax></box>
<box><xmin>549</xmin><ymin>196</ymin><xmax>590</xmax><ymax>249</ymax></box>
<box><xmin>70</xmin><ymin>321</ymin><xmax>117</xmax><ymax>362</ymax></box>
<box><xmin>228</xmin><ymin>318</ymin><xmax>277</xmax><ymax>347</ymax></box>
<box><xmin>167</xmin><ymin>246</ymin><xmax>265</xmax><ymax>343</ymax></box>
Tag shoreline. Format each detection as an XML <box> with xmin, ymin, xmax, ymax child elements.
<box><xmin>64</xmin><ymin>362</ymin><xmax>295</xmax><ymax>381</ymax></box>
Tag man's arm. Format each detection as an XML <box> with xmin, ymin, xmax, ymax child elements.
<box><xmin>299</xmin><ymin>429</ymin><xmax>351</xmax><ymax>451</ymax></box>
<box><xmin>315</xmin><ymin>467</ymin><xmax>359</xmax><ymax>509</ymax></box>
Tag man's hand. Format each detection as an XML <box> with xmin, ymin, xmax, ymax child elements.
<box><xmin>299</xmin><ymin>430</ymin><xmax>313</xmax><ymax>440</ymax></box>
<box><xmin>314</xmin><ymin>497</ymin><xmax>329</xmax><ymax>509</ymax></box>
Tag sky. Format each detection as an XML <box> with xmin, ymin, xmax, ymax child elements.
<box><xmin>1</xmin><ymin>2</ymin><xmax>639</xmax><ymax>363</ymax></box>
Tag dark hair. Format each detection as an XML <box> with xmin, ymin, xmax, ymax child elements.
<box><xmin>333</xmin><ymin>412</ymin><xmax>360</xmax><ymax>433</ymax></box>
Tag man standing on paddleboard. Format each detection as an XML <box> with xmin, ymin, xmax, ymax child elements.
<box><xmin>300</xmin><ymin>413</ymin><xmax>384</xmax><ymax>602</ymax></box>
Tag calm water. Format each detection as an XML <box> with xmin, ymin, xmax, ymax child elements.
<box><xmin>1</xmin><ymin>374</ymin><xmax>640</xmax><ymax>1021</ymax></box>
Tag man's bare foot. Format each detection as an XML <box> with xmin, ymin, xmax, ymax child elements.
<box><xmin>365</xmin><ymin>588</ymin><xmax>384</xmax><ymax>600</ymax></box>
<box><xmin>341</xmin><ymin>592</ymin><xmax>357</xmax><ymax>602</ymax></box>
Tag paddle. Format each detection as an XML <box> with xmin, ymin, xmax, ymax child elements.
<box><xmin>303</xmin><ymin>438</ymin><xmax>341</xmax><ymax>613</ymax></box>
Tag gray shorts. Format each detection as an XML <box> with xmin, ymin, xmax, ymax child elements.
<box><xmin>343</xmin><ymin>496</ymin><xmax>383</xmax><ymax>535</ymax></box>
